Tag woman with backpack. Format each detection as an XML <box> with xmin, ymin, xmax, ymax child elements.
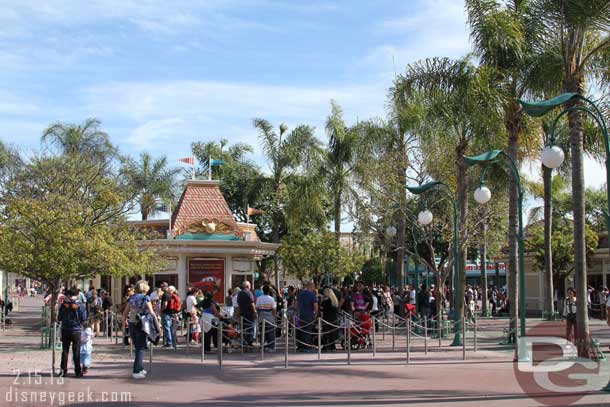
<box><xmin>87</xmin><ymin>290</ymin><xmax>103</xmax><ymax>337</ymax></box>
<box><xmin>122</xmin><ymin>280</ymin><xmax>157</xmax><ymax>379</ymax></box>
<box><xmin>564</xmin><ymin>287</ymin><xmax>578</xmax><ymax>345</ymax></box>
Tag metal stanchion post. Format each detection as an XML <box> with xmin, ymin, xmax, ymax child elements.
<box><xmin>284</xmin><ymin>315</ymin><xmax>289</xmax><ymax>369</ymax></box>
<box><xmin>130</xmin><ymin>335</ymin><xmax>133</xmax><ymax>358</ymax></box>
<box><xmin>149</xmin><ymin>342</ymin><xmax>153</xmax><ymax>373</ymax></box>
<box><xmin>424</xmin><ymin>316</ymin><xmax>428</xmax><ymax>355</ymax></box>
<box><xmin>260</xmin><ymin>319</ymin><xmax>266</xmax><ymax>361</ymax></box>
<box><xmin>108</xmin><ymin>312</ymin><xmax>113</xmax><ymax>342</ymax></box>
<box><xmin>217</xmin><ymin>320</ymin><xmax>223</xmax><ymax>372</ymax></box>
<box><xmin>392</xmin><ymin>315</ymin><xmax>396</xmax><ymax>351</ymax></box>
<box><xmin>438</xmin><ymin>319</ymin><xmax>442</xmax><ymax>348</ymax></box>
<box><xmin>462</xmin><ymin>317</ymin><xmax>466</xmax><ymax>361</ymax></box>
<box><xmin>293</xmin><ymin>315</ymin><xmax>297</xmax><ymax>351</ymax></box>
<box><xmin>202</xmin><ymin>321</ymin><xmax>206</xmax><ymax>362</ymax></box>
<box><xmin>186</xmin><ymin>322</ymin><xmax>190</xmax><ymax>354</ymax></box>
<box><xmin>346</xmin><ymin>323</ymin><xmax>351</xmax><ymax>365</ymax></box>
<box><xmin>240</xmin><ymin>316</ymin><xmax>244</xmax><ymax>354</ymax></box>
<box><xmin>406</xmin><ymin>318</ymin><xmax>411</xmax><ymax>365</ymax></box>
<box><xmin>52</xmin><ymin>320</ymin><xmax>57</xmax><ymax>375</ymax></box>
<box><xmin>372</xmin><ymin>316</ymin><xmax>376</xmax><ymax>357</ymax></box>
<box><xmin>474</xmin><ymin>314</ymin><xmax>477</xmax><ymax>353</ymax></box>
<box><xmin>317</xmin><ymin>318</ymin><xmax>322</xmax><ymax>360</ymax></box>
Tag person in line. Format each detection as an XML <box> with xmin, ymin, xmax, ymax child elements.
<box><xmin>58</xmin><ymin>287</ymin><xmax>87</xmax><ymax>377</ymax></box>
<box><xmin>199</xmin><ymin>292</ymin><xmax>223</xmax><ymax>352</ymax></box>
<box><xmin>296</xmin><ymin>282</ymin><xmax>318</xmax><ymax>352</ymax></box>
<box><xmin>87</xmin><ymin>290</ymin><xmax>102</xmax><ymax>336</ymax></box>
<box><xmin>122</xmin><ymin>280</ymin><xmax>157</xmax><ymax>379</ymax></box>
<box><xmin>225</xmin><ymin>288</ymin><xmax>235</xmax><ymax>319</ymax></box>
<box><xmin>102</xmin><ymin>291</ymin><xmax>113</xmax><ymax>337</ymax></box>
<box><xmin>599</xmin><ymin>287</ymin><xmax>608</xmax><ymax>321</ymax></box>
<box><xmin>256</xmin><ymin>285</ymin><xmax>277</xmax><ymax>352</ymax></box>
<box><xmin>320</xmin><ymin>287</ymin><xmax>339</xmax><ymax>352</ymax></box>
<box><xmin>80</xmin><ymin>322</ymin><xmax>93</xmax><ymax>375</ymax></box>
<box><xmin>159</xmin><ymin>282</ymin><xmax>175</xmax><ymax>348</ymax></box>
<box><xmin>237</xmin><ymin>281</ymin><xmax>257</xmax><ymax>347</ymax></box>
<box><xmin>121</xmin><ymin>285</ymin><xmax>134</xmax><ymax>346</ymax></box>
<box><xmin>564</xmin><ymin>287</ymin><xmax>577</xmax><ymax>346</ymax></box>
<box><xmin>185</xmin><ymin>288</ymin><xmax>199</xmax><ymax>343</ymax></box>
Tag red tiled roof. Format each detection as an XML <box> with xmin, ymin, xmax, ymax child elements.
<box><xmin>171</xmin><ymin>180</ymin><xmax>241</xmax><ymax>238</ymax></box>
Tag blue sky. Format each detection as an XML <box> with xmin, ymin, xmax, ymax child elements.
<box><xmin>0</xmin><ymin>0</ymin><xmax>604</xmax><ymax>191</ymax></box>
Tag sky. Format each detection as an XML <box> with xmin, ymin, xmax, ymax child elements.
<box><xmin>0</xmin><ymin>0</ymin><xmax>605</xmax><ymax>214</ymax></box>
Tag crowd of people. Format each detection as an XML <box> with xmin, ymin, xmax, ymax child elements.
<box><xmin>50</xmin><ymin>278</ymin><xmax>610</xmax><ymax>379</ymax></box>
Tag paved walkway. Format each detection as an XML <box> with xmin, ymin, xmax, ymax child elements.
<box><xmin>2</xmin><ymin>296</ymin><xmax>610</xmax><ymax>406</ymax></box>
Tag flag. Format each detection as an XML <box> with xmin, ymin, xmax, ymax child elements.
<box><xmin>247</xmin><ymin>206</ymin><xmax>264</xmax><ymax>216</ymax></box>
<box><xmin>178</xmin><ymin>157</ymin><xmax>195</xmax><ymax>165</ymax></box>
<box><xmin>210</xmin><ymin>159</ymin><xmax>225</xmax><ymax>166</ymax></box>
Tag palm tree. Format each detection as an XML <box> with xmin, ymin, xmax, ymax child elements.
<box><xmin>465</xmin><ymin>0</ymin><xmax>565</xmax><ymax>340</ymax></box>
<box><xmin>533</xmin><ymin>0</ymin><xmax>610</xmax><ymax>356</ymax></box>
<box><xmin>324</xmin><ymin>100</ymin><xmax>358</xmax><ymax>240</ymax></box>
<box><xmin>125</xmin><ymin>152</ymin><xmax>180</xmax><ymax>220</ymax></box>
<box><xmin>253</xmin><ymin>118</ymin><xmax>323</xmax><ymax>287</ymax></box>
<box><xmin>42</xmin><ymin>118</ymin><xmax>116</xmax><ymax>161</ymax></box>
<box><xmin>394</xmin><ymin>56</ymin><xmax>505</xmax><ymax>344</ymax></box>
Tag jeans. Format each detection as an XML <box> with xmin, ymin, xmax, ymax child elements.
<box><xmin>161</xmin><ymin>313</ymin><xmax>175</xmax><ymax>347</ymax></box>
<box><xmin>260</xmin><ymin>312</ymin><xmax>275</xmax><ymax>350</ymax></box>
<box><xmin>80</xmin><ymin>352</ymin><xmax>92</xmax><ymax>368</ymax></box>
<box><xmin>60</xmin><ymin>331</ymin><xmax>82</xmax><ymax>374</ymax></box>
<box><xmin>129</xmin><ymin>322</ymin><xmax>147</xmax><ymax>373</ymax></box>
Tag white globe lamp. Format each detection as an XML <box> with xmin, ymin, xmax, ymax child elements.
<box><xmin>474</xmin><ymin>186</ymin><xmax>492</xmax><ymax>205</ymax></box>
<box><xmin>386</xmin><ymin>225</ymin><xmax>397</xmax><ymax>237</ymax></box>
<box><xmin>417</xmin><ymin>210</ymin><xmax>433</xmax><ymax>226</ymax></box>
<box><xmin>541</xmin><ymin>145</ymin><xmax>565</xmax><ymax>169</ymax></box>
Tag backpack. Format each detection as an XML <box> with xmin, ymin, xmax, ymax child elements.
<box><xmin>168</xmin><ymin>293</ymin><xmax>182</xmax><ymax>313</ymax></box>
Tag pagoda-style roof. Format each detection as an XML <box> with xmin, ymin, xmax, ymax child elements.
<box><xmin>171</xmin><ymin>180</ymin><xmax>244</xmax><ymax>240</ymax></box>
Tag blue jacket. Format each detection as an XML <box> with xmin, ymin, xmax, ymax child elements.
<box><xmin>58</xmin><ymin>299</ymin><xmax>87</xmax><ymax>333</ymax></box>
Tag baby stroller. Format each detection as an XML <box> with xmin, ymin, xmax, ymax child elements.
<box><xmin>342</xmin><ymin>311</ymin><xmax>372</xmax><ymax>350</ymax></box>
<box><xmin>222</xmin><ymin>320</ymin><xmax>241</xmax><ymax>353</ymax></box>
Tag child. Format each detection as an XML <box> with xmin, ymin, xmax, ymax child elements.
<box><xmin>80</xmin><ymin>322</ymin><xmax>93</xmax><ymax>375</ymax></box>
<box><xmin>191</xmin><ymin>317</ymin><xmax>201</xmax><ymax>343</ymax></box>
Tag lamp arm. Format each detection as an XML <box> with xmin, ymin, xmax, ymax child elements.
<box><xmin>479</xmin><ymin>164</ymin><xmax>493</xmax><ymax>187</ymax></box>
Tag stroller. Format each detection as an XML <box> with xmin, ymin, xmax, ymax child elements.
<box><xmin>222</xmin><ymin>320</ymin><xmax>241</xmax><ymax>353</ymax></box>
<box><xmin>342</xmin><ymin>311</ymin><xmax>372</xmax><ymax>350</ymax></box>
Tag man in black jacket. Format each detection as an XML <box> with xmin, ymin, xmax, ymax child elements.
<box><xmin>58</xmin><ymin>287</ymin><xmax>87</xmax><ymax>377</ymax></box>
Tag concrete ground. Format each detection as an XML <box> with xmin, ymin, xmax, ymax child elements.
<box><xmin>2</xmin><ymin>296</ymin><xmax>610</xmax><ymax>407</ymax></box>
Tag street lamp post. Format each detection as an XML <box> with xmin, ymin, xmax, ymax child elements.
<box><xmin>406</xmin><ymin>181</ymin><xmax>462</xmax><ymax>346</ymax></box>
<box><xmin>464</xmin><ymin>151</ymin><xmax>526</xmax><ymax>342</ymax></box>
<box><xmin>519</xmin><ymin>92</ymin><xmax>610</xmax><ymax>302</ymax></box>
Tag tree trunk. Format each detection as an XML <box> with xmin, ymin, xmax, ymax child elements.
<box><xmin>542</xmin><ymin>164</ymin><xmax>555</xmax><ymax>319</ymax></box>
<box><xmin>507</xmin><ymin>123</ymin><xmax>519</xmax><ymax>343</ymax></box>
<box><xmin>480</xmin><ymin>222</ymin><xmax>488</xmax><ymax>316</ymax></box>
<box><xmin>334</xmin><ymin>191</ymin><xmax>341</xmax><ymax>240</ymax></box>
<box><xmin>141</xmin><ymin>210</ymin><xmax>148</xmax><ymax>221</ymax></box>
<box><xmin>396</xmin><ymin>135</ymin><xmax>408</xmax><ymax>288</ymax></box>
<box><xmin>565</xmin><ymin>77</ymin><xmax>591</xmax><ymax>357</ymax></box>
<box><xmin>49</xmin><ymin>281</ymin><xmax>59</xmax><ymax>375</ymax></box>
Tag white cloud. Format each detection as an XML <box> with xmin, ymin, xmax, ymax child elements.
<box><xmin>84</xmin><ymin>80</ymin><xmax>385</xmax><ymax>123</ymax></box>
<box><xmin>355</xmin><ymin>0</ymin><xmax>470</xmax><ymax>83</ymax></box>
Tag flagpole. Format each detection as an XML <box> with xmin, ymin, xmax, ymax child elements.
<box><xmin>192</xmin><ymin>159</ymin><xmax>195</xmax><ymax>180</ymax></box>
<box><xmin>246</xmin><ymin>204</ymin><xmax>250</xmax><ymax>224</ymax></box>
<box><xmin>208</xmin><ymin>157</ymin><xmax>212</xmax><ymax>181</ymax></box>
<box><xmin>168</xmin><ymin>201</ymin><xmax>172</xmax><ymax>239</ymax></box>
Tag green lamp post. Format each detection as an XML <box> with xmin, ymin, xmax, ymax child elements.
<box><xmin>406</xmin><ymin>181</ymin><xmax>462</xmax><ymax>346</ymax></box>
<box><xmin>519</xmin><ymin>92</ymin><xmax>610</xmax><ymax>280</ymax></box>
<box><xmin>464</xmin><ymin>150</ymin><xmax>526</xmax><ymax>342</ymax></box>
